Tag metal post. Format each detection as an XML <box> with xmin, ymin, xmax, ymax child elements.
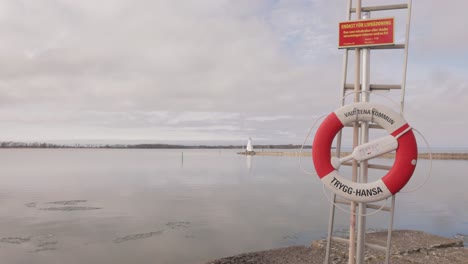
<box><xmin>325</xmin><ymin>1</ymin><xmax>352</xmax><ymax>263</ymax></box>
<box><xmin>400</xmin><ymin>0</ymin><xmax>412</xmax><ymax>113</ymax></box>
<box><xmin>349</xmin><ymin>1</ymin><xmax>361</xmax><ymax>263</ymax></box>
<box><xmin>339</xmin><ymin>0</ymin><xmax>353</xmax><ymax>108</ymax></box>
<box><xmin>385</xmin><ymin>196</ymin><xmax>396</xmax><ymax>263</ymax></box>
<box><xmin>356</xmin><ymin>10</ymin><xmax>371</xmax><ymax>264</ymax></box>
<box><xmin>324</xmin><ymin>194</ymin><xmax>336</xmax><ymax>264</ymax></box>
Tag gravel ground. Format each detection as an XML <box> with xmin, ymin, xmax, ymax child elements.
<box><xmin>206</xmin><ymin>230</ymin><xmax>468</xmax><ymax>264</ymax></box>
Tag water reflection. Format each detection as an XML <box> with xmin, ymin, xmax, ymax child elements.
<box><xmin>0</xmin><ymin>149</ymin><xmax>466</xmax><ymax>264</ymax></box>
<box><xmin>246</xmin><ymin>155</ymin><xmax>252</xmax><ymax>170</ymax></box>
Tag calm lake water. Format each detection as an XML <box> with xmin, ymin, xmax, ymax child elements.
<box><xmin>0</xmin><ymin>149</ymin><xmax>467</xmax><ymax>264</ymax></box>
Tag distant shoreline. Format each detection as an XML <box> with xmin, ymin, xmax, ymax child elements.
<box><xmin>0</xmin><ymin>141</ymin><xmax>309</xmax><ymax>150</ymax></box>
<box><xmin>2</xmin><ymin>142</ymin><xmax>468</xmax><ymax>159</ymax></box>
<box><xmin>239</xmin><ymin>151</ymin><xmax>468</xmax><ymax>160</ymax></box>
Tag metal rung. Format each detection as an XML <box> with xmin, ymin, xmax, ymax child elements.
<box><xmin>331</xmin><ymin>236</ymin><xmax>388</xmax><ymax>252</ymax></box>
<box><xmin>372</xmin><ymin>44</ymin><xmax>405</xmax><ymax>50</ymax></box>
<box><xmin>368</xmin><ymin>164</ymin><xmax>392</xmax><ymax>170</ymax></box>
<box><xmin>370</xmin><ymin>84</ymin><xmax>401</xmax><ymax>90</ymax></box>
<box><xmin>342</xmin><ymin>162</ymin><xmax>392</xmax><ymax>171</ymax></box>
<box><xmin>351</xmin><ymin>4</ymin><xmax>408</xmax><ymax>12</ymax></box>
<box><xmin>345</xmin><ymin>44</ymin><xmax>405</xmax><ymax>50</ymax></box>
<box><xmin>344</xmin><ymin>123</ymin><xmax>383</xmax><ymax>129</ymax></box>
<box><xmin>331</xmin><ymin>236</ymin><xmax>350</xmax><ymax>244</ymax></box>
<box><xmin>366</xmin><ymin>242</ymin><xmax>388</xmax><ymax>252</ymax></box>
<box><xmin>369</xmin><ymin>124</ymin><xmax>383</xmax><ymax>129</ymax></box>
<box><xmin>335</xmin><ymin>198</ymin><xmax>392</xmax><ymax>211</ymax></box>
<box><xmin>344</xmin><ymin>84</ymin><xmax>401</xmax><ymax>90</ymax></box>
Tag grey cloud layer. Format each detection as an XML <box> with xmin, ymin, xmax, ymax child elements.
<box><xmin>0</xmin><ymin>0</ymin><xmax>467</xmax><ymax>146</ymax></box>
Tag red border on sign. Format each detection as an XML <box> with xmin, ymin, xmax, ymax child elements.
<box><xmin>338</xmin><ymin>17</ymin><xmax>394</xmax><ymax>49</ymax></box>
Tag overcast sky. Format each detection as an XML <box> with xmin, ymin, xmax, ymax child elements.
<box><xmin>1</xmin><ymin>0</ymin><xmax>467</xmax><ymax>147</ymax></box>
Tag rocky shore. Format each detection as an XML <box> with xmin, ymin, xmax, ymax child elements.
<box><xmin>206</xmin><ymin>230</ymin><xmax>468</xmax><ymax>264</ymax></box>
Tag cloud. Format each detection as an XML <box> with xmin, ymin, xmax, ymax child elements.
<box><xmin>2</xmin><ymin>0</ymin><xmax>325</xmax><ymax>114</ymax></box>
<box><xmin>0</xmin><ymin>0</ymin><xmax>467</xmax><ymax>147</ymax></box>
<box><xmin>245</xmin><ymin>115</ymin><xmax>292</xmax><ymax>122</ymax></box>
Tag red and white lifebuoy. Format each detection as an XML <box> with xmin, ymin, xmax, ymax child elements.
<box><xmin>312</xmin><ymin>103</ymin><xmax>417</xmax><ymax>203</ymax></box>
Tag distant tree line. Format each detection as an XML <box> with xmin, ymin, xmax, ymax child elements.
<box><xmin>0</xmin><ymin>141</ymin><xmax>310</xmax><ymax>149</ymax></box>
<box><xmin>0</xmin><ymin>141</ymin><xmax>116</xmax><ymax>148</ymax></box>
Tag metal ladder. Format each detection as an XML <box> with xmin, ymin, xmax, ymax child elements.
<box><xmin>324</xmin><ymin>1</ymin><xmax>413</xmax><ymax>264</ymax></box>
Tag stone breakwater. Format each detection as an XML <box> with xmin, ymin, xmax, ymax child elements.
<box><xmin>206</xmin><ymin>230</ymin><xmax>468</xmax><ymax>264</ymax></box>
<box><xmin>244</xmin><ymin>151</ymin><xmax>468</xmax><ymax>160</ymax></box>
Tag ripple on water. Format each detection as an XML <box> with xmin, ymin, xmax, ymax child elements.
<box><xmin>40</xmin><ymin>206</ymin><xmax>102</xmax><ymax>211</ymax></box>
<box><xmin>113</xmin><ymin>221</ymin><xmax>192</xmax><ymax>243</ymax></box>
<box><xmin>113</xmin><ymin>231</ymin><xmax>164</xmax><ymax>243</ymax></box>
<box><xmin>25</xmin><ymin>200</ymin><xmax>101</xmax><ymax>211</ymax></box>
<box><xmin>1</xmin><ymin>234</ymin><xmax>59</xmax><ymax>252</ymax></box>
<box><xmin>0</xmin><ymin>237</ymin><xmax>30</xmax><ymax>244</ymax></box>
<box><xmin>45</xmin><ymin>200</ymin><xmax>87</xmax><ymax>205</ymax></box>
<box><xmin>166</xmin><ymin>221</ymin><xmax>190</xmax><ymax>229</ymax></box>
